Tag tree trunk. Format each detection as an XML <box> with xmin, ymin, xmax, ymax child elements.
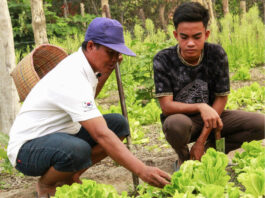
<box><xmin>263</xmin><ymin>0</ymin><xmax>265</xmax><ymax>23</ymax></box>
<box><xmin>192</xmin><ymin>0</ymin><xmax>203</xmax><ymax>4</ymax></box>
<box><xmin>167</xmin><ymin>4</ymin><xmax>178</xmax><ymax>21</ymax></box>
<box><xmin>63</xmin><ymin>0</ymin><xmax>69</xmax><ymax>18</ymax></box>
<box><xmin>206</xmin><ymin>0</ymin><xmax>216</xmax><ymax>24</ymax></box>
<box><xmin>240</xmin><ymin>0</ymin><xmax>246</xmax><ymax>14</ymax></box>
<box><xmin>89</xmin><ymin>0</ymin><xmax>99</xmax><ymax>15</ymax></box>
<box><xmin>0</xmin><ymin>0</ymin><xmax>20</xmax><ymax>135</ymax></box>
<box><xmin>139</xmin><ymin>8</ymin><xmax>146</xmax><ymax>27</ymax></box>
<box><xmin>101</xmin><ymin>0</ymin><xmax>111</xmax><ymax>18</ymax></box>
<box><xmin>222</xmin><ymin>0</ymin><xmax>229</xmax><ymax>16</ymax></box>
<box><xmin>30</xmin><ymin>0</ymin><xmax>48</xmax><ymax>46</ymax></box>
<box><xmin>80</xmin><ymin>3</ymin><xmax>86</xmax><ymax>27</ymax></box>
<box><xmin>159</xmin><ymin>4</ymin><xmax>167</xmax><ymax>32</ymax></box>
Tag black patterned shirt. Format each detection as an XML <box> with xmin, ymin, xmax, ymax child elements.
<box><xmin>153</xmin><ymin>42</ymin><xmax>230</xmax><ymax>109</ymax></box>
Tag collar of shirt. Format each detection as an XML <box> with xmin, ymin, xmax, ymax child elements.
<box><xmin>77</xmin><ymin>47</ymin><xmax>99</xmax><ymax>90</ymax></box>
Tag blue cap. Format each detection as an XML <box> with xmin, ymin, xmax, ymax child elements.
<box><xmin>84</xmin><ymin>17</ymin><xmax>136</xmax><ymax>57</ymax></box>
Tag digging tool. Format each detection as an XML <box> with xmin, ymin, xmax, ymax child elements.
<box><xmin>104</xmin><ymin>11</ymin><xmax>139</xmax><ymax>191</ymax></box>
<box><xmin>114</xmin><ymin>62</ymin><xmax>140</xmax><ymax>191</ymax></box>
<box><xmin>215</xmin><ymin>128</ymin><xmax>225</xmax><ymax>153</ymax></box>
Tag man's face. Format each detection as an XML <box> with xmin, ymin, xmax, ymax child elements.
<box><xmin>173</xmin><ymin>21</ymin><xmax>210</xmax><ymax>64</ymax></box>
<box><xmin>84</xmin><ymin>42</ymin><xmax>121</xmax><ymax>74</ymax></box>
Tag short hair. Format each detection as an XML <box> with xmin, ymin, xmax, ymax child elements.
<box><xmin>81</xmin><ymin>41</ymin><xmax>101</xmax><ymax>51</ymax></box>
<box><xmin>173</xmin><ymin>2</ymin><xmax>209</xmax><ymax>29</ymax></box>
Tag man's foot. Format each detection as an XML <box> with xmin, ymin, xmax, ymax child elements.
<box><xmin>72</xmin><ymin>173</ymin><xmax>82</xmax><ymax>184</ymax></box>
<box><xmin>36</xmin><ymin>179</ymin><xmax>56</xmax><ymax>198</ymax></box>
<box><xmin>55</xmin><ymin>173</ymin><xmax>82</xmax><ymax>187</ymax></box>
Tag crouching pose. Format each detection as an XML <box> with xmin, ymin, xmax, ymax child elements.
<box><xmin>8</xmin><ymin>17</ymin><xmax>170</xmax><ymax>198</ymax></box>
<box><xmin>153</xmin><ymin>2</ymin><xmax>265</xmax><ymax>170</ymax></box>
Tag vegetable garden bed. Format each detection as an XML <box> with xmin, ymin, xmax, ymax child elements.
<box><xmin>53</xmin><ymin>140</ymin><xmax>265</xmax><ymax>198</ymax></box>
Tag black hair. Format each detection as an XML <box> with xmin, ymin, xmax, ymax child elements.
<box><xmin>173</xmin><ymin>2</ymin><xmax>209</xmax><ymax>29</ymax></box>
<box><xmin>82</xmin><ymin>41</ymin><xmax>88</xmax><ymax>51</ymax></box>
<box><xmin>81</xmin><ymin>41</ymin><xmax>101</xmax><ymax>51</ymax></box>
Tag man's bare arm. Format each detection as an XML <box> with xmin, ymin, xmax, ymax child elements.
<box><xmin>79</xmin><ymin>117</ymin><xmax>170</xmax><ymax>187</ymax></box>
<box><xmin>212</xmin><ymin>95</ymin><xmax>228</xmax><ymax>116</ymax></box>
<box><xmin>159</xmin><ymin>95</ymin><xmax>222</xmax><ymax>128</ymax></box>
<box><xmin>190</xmin><ymin>95</ymin><xmax>228</xmax><ymax>160</ymax></box>
<box><xmin>95</xmin><ymin>72</ymin><xmax>112</xmax><ymax>97</ymax></box>
<box><xmin>191</xmin><ymin>95</ymin><xmax>228</xmax><ymax>145</ymax></box>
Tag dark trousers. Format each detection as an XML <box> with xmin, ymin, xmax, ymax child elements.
<box><xmin>15</xmin><ymin>113</ymin><xmax>129</xmax><ymax>176</ymax></box>
<box><xmin>162</xmin><ymin>110</ymin><xmax>265</xmax><ymax>161</ymax></box>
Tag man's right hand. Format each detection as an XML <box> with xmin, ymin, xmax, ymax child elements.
<box><xmin>138</xmin><ymin>165</ymin><xmax>171</xmax><ymax>188</ymax></box>
<box><xmin>198</xmin><ymin>103</ymin><xmax>223</xmax><ymax>129</ymax></box>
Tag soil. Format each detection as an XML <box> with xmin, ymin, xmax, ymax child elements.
<box><xmin>0</xmin><ymin>66</ymin><xmax>264</xmax><ymax>198</ymax></box>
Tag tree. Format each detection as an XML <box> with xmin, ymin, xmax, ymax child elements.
<box><xmin>30</xmin><ymin>0</ymin><xmax>48</xmax><ymax>46</ymax></box>
<box><xmin>0</xmin><ymin>0</ymin><xmax>20</xmax><ymax>134</ymax></box>
<box><xmin>89</xmin><ymin>0</ymin><xmax>99</xmax><ymax>15</ymax></box>
<box><xmin>192</xmin><ymin>0</ymin><xmax>204</xmax><ymax>4</ymax></box>
<box><xmin>101</xmin><ymin>0</ymin><xmax>111</xmax><ymax>18</ymax></box>
<box><xmin>222</xmin><ymin>0</ymin><xmax>229</xmax><ymax>15</ymax></box>
<box><xmin>159</xmin><ymin>3</ymin><xmax>167</xmax><ymax>31</ymax></box>
<box><xmin>205</xmin><ymin>0</ymin><xmax>216</xmax><ymax>24</ymax></box>
<box><xmin>139</xmin><ymin>8</ymin><xmax>146</xmax><ymax>27</ymax></box>
<box><xmin>240</xmin><ymin>0</ymin><xmax>246</xmax><ymax>14</ymax></box>
<box><xmin>263</xmin><ymin>0</ymin><xmax>265</xmax><ymax>23</ymax></box>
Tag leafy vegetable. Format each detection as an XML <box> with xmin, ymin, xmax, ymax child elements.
<box><xmin>237</xmin><ymin>169</ymin><xmax>265</xmax><ymax>197</ymax></box>
<box><xmin>53</xmin><ymin>179</ymin><xmax>128</xmax><ymax>198</ymax></box>
<box><xmin>232</xmin><ymin>140</ymin><xmax>265</xmax><ymax>174</ymax></box>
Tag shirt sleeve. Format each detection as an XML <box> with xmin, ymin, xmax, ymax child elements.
<box><xmin>213</xmin><ymin>45</ymin><xmax>230</xmax><ymax>96</ymax></box>
<box><xmin>48</xmin><ymin>78</ymin><xmax>102</xmax><ymax>122</ymax></box>
<box><xmin>153</xmin><ymin>54</ymin><xmax>173</xmax><ymax>97</ymax></box>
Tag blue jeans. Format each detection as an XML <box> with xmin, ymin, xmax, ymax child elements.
<box><xmin>15</xmin><ymin>113</ymin><xmax>129</xmax><ymax>176</ymax></box>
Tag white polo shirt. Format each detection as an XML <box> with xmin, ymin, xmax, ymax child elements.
<box><xmin>7</xmin><ymin>48</ymin><xmax>102</xmax><ymax>167</ymax></box>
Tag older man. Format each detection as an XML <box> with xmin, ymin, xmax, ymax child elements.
<box><xmin>8</xmin><ymin>18</ymin><xmax>170</xmax><ymax>197</ymax></box>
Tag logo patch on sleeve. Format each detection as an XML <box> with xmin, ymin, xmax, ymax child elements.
<box><xmin>82</xmin><ymin>100</ymin><xmax>94</xmax><ymax>112</ymax></box>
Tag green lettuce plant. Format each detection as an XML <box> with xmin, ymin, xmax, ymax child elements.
<box><xmin>237</xmin><ymin>169</ymin><xmax>265</xmax><ymax>197</ymax></box>
<box><xmin>53</xmin><ymin>179</ymin><xmax>128</xmax><ymax>198</ymax></box>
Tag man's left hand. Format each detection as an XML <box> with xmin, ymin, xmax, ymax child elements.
<box><xmin>190</xmin><ymin>141</ymin><xmax>205</xmax><ymax>161</ymax></box>
<box><xmin>118</xmin><ymin>54</ymin><xmax>123</xmax><ymax>64</ymax></box>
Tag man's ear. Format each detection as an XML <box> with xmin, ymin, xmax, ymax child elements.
<box><xmin>205</xmin><ymin>30</ymin><xmax>210</xmax><ymax>40</ymax></box>
<box><xmin>173</xmin><ymin>30</ymin><xmax>178</xmax><ymax>41</ymax></box>
<box><xmin>86</xmin><ymin>40</ymin><xmax>94</xmax><ymax>51</ymax></box>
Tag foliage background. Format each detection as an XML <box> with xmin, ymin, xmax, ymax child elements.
<box><xmin>7</xmin><ymin>0</ymin><xmax>265</xmax><ymax>144</ymax></box>
<box><xmin>8</xmin><ymin>0</ymin><xmax>265</xmax><ymax>52</ymax></box>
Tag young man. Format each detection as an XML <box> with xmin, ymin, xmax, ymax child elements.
<box><xmin>153</xmin><ymin>2</ymin><xmax>264</xmax><ymax>170</ymax></box>
<box><xmin>8</xmin><ymin>18</ymin><xmax>170</xmax><ymax>197</ymax></box>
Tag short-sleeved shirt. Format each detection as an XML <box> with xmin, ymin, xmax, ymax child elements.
<box><xmin>7</xmin><ymin>48</ymin><xmax>102</xmax><ymax>167</ymax></box>
<box><xmin>153</xmin><ymin>42</ymin><xmax>230</xmax><ymax>120</ymax></box>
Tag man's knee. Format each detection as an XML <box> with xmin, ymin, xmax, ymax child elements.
<box><xmin>53</xmin><ymin>139</ymin><xmax>92</xmax><ymax>172</ymax></box>
<box><xmin>104</xmin><ymin>113</ymin><xmax>130</xmax><ymax>137</ymax></box>
<box><xmin>163</xmin><ymin>114</ymin><xmax>192</xmax><ymax>144</ymax></box>
<box><xmin>249</xmin><ymin>112</ymin><xmax>265</xmax><ymax>139</ymax></box>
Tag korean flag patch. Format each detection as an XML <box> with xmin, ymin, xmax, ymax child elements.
<box><xmin>82</xmin><ymin>100</ymin><xmax>94</xmax><ymax>112</ymax></box>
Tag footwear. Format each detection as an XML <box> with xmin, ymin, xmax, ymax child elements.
<box><xmin>173</xmin><ymin>160</ymin><xmax>181</xmax><ymax>172</ymax></box>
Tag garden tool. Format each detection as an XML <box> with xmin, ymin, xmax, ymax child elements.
<box><xmin>105</xmin><ymin>11</ymin><xmax>139</xmax><ymax>191</ymax></box>
<box><xmin>115</xmin><ymin>62</ymin><xmax>139</xmax><ymax>191</ymax></box>
<box><xmin>215</xmin><ymin>128</ymin><xmax>225</xmax><ymax>153</ymax></box>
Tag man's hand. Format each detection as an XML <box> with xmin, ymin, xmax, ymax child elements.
<box><xmin>138</xmin><ymin>166</ymin><xmax>171</xmax><ymax>188</ymax></box>
<box><xmin>118</xmin><ymin>54</ymin><xmax>123</xmax><ymax>64</ymax></box>
<box><xmin>189</xmin><ymin>141</ymin><xmax>205</xmax><ymax>161</ymax></box>
<box><xmin>198</xmin><ymin>103</ymin><xmax>223</xmax><ymax>129</ymax></box>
